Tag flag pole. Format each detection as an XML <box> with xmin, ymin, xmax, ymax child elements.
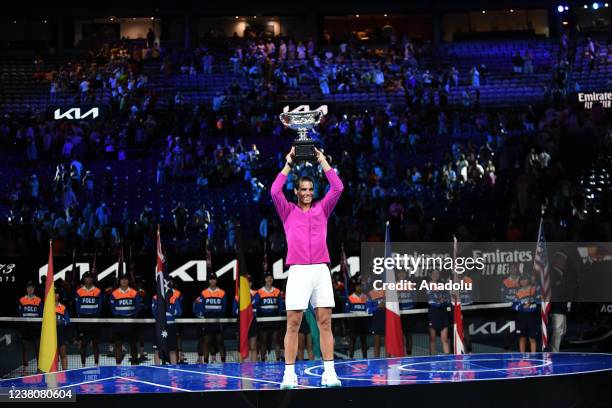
<box><xmin>535</xmin><ymin>214</ymin><xmax>550</xmax><ymax>352</ymax></box>
<box><xmin>452</xmin><ymin>235</ymin><xmax>465</xmax><ymax>355</ymax></box>
<box><xmin>38</xmin><ymin>239</ymin><xmax>58</xmax><ymax>373</ymax></box>
<box><xmin>383</xmin><ymin>221</ymin><xmax>405</xmax><ymax>357</ymax></box>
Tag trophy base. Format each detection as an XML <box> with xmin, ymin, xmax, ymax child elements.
<box><xmin>293</xmin><ymin>140</ymin><xmax>316</xmax><ymax>162</ymax></box>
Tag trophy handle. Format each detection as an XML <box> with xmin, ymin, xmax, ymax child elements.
<box><xmin>279</xmin><ymin>113</ymin><xmax>290</xmax><ymax>126</ymax></box>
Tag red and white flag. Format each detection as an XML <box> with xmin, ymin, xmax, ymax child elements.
<box><xmin>534</xmin><ymin>218</ymin><xmax>550</xmax><ymax>350</ymax></box>
<box><xmin>384</xmin><ymin>222</ymin><xmax>405</xmax><ymax>357</ymax></box>
<box><xmin>452</xmin><ymin>236</ymin><xmax>465</xmax><ymax>355</ymax></box>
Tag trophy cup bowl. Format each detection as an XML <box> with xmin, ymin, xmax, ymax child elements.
<box><xmin>279</xmin><ymin>105</ymin><xmax>328</xmax><ymax>162</ymax></box>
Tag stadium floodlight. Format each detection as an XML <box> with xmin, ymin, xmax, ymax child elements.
<box><xmin>557</xmin><ymin>5</ymin><xmax>565</xmax><ymax>12</ymax></box>
<box><xmin>592</xmin><ymin>2</ymin><xmax>599</xmax><ymax>9</ymax></box>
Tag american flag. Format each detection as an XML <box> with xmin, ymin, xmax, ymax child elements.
<box><xmin>534</xmin><ymin>218</ymin><xmax>550</xmax><ymax>350</ymax></box>
<box><xmin>452</xmin><ymin>236</ymin><xmax>465</xmax><ymax>355</ymax></box>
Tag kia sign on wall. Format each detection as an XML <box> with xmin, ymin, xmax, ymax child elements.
<box><xmin>50</xmin><ymin>105</ymin><xmax>107</xmax><ymax>121</ymax></box>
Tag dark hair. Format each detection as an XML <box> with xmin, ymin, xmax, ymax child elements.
<box><xmin>296</xmin><ymin>176</ymin><xmax>314</xmax><ymax>189</ymax></box>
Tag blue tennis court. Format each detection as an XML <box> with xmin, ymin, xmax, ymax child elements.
<box><xmin>2</xmin><ymin>352</ymin><xmax>612</xmax><ymax>394</ymax></box>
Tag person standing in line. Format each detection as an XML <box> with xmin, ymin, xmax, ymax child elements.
<box><xmin>18</xmin><ymin>281</ymin><xmax>43</xmax><ymax>369</ymax></box>
<box><xmin>193</xmin><ymin>273</ymin><xmax>227</xmax><ymax>363</ymax></box>
<box><xmin>75</xmin><ymin>272</ymin><xmax>104</xmax><ymax>366</ymax></box>
<box><xmin>427</xmin><ymin>270</ymin><xmax>451</xmax><ymax>355</ymax></box>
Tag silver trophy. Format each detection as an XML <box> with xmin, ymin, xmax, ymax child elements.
<box><xmin>279</xmin><ymin>105</ymin><xmax>328</xmax><ymax>162</ymax></box>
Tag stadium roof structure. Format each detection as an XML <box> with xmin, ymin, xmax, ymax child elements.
<box><xmin>3</xmin><ymin>0</ymin><xmax>560</xmax><ymax>18</ymax></box>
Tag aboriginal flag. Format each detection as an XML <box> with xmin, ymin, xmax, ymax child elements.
<box><xmin>236</xmin><ymin>226</ymin><xmax>254</xmax><ymax>360</ymax></box>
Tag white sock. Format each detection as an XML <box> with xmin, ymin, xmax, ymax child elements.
<box><xmin>323</xmin><ymin>360</ymin><xmax>336</xmax><ymax>374</ymax></box>
<box><xmin>284</xmin><ymin>364</ymin><xmax>295</xmax><ymax>376</ymax></box>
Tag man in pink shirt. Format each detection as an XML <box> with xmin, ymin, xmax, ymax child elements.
<box><xmin>271</xmin><ymin>147</ymin><xmax>343</xmax><ymax>389</ymax></box>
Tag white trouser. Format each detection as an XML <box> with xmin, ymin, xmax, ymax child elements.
<box><xmin>285</xmin><ymin>264</ymin><xmax>335</xmax><ymax>311</ymax></box>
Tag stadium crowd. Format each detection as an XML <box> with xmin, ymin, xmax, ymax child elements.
<box><xmin>1</xmin><ymin>25</ymin><xmax>611</xmax><ymax>371</ymax></box>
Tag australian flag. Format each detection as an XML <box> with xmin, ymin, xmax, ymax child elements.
<box><xmin>155</xmin><ymin>226</ymin><xmax>172</xmax><ymax>363</ymax></box>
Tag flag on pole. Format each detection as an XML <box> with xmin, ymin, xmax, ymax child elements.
<box><xmin>206</xmin><ymin>240</ymin><xmax>212</xmax><ymax>269</ymax></box>
<box><xmin>38</xmin><ymin>240</ymin><xmax>58</xmax><ymax>373</ymax></box>
<box><xmin>340</xmin><ymin>243</ymin><xmax>350</xmax><ymax>300</ymax></box>
<box><xmin>534</xmin><ymin>218</ymin><xmax>550</xmax><ymax>351</ymax></box>
<box><xmin>154</xmin><ymin>225</ymin><xmax>172</xmax><ymax>363</ymax></box>
<box><xmin>384</xmin><ymin>221</ymin><xmax>405</xmax><ymax>357</ymax></box>
<box><xmin>452</xmin><ymin>236</ymin><xmax>465</xmax><ymax>355</ymax></box>
<box><xmin>262</xmin><ymin>241</ymin><xmax>269</xmax><ymax>274</ymax></box>
<box><xmin>91</xmin><ymin>253</ymin><xmax>98</xmax><ymax>282</ymax></box>
<box><xmin>236</xmin><ymin>225</ymin><xmax>254</xmax><ymax>360</ymax></box>
<box><xmin>129</xmin><ymin>246</ymin><xmax>137</xmax><ymax>287</ymax></box>
<box><xmin>117</xmin><ymin>247</ymin><xmax>126</xmax><ymax>281</ymax></box>
<box><xmin>70</xmin><ymin>248</ymin><xmax>79</xmax><ymax>288</ymax></box>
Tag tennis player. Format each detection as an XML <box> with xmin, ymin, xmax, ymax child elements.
<box><xmin>271</xmin><ymin>146</ymin><xmax>344</xmax><ymax>389</ymax></box>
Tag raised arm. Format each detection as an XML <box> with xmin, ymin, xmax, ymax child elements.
<box><xmin>270</xmin><ymin>147</ymin><xmax>295</xmax><ymax>222</ymax></box>
<box><xmin>315</xmin><ymin>148</ymin><xmax>344</xmax><ymax>217</ymax></box>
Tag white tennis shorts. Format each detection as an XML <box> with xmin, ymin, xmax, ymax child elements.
<box><xmin>285</xmin><ymin>263</ymin><xmax>335</xmax><ymax>311</ymax></box>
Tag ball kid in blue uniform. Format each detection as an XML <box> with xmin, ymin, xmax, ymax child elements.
<box><xmin>75</xmin><ymin>272</ymin><xmax>104</xmax><ymax>366</ymax></box>
<box><xmin>367</xmin><ymin>287</ymin><xmax>385</xmax><ymax>358</ymax></box>
<box><xmin>257</xmin><ymin>273</ymin><xmax>284</xmax><ymax>361</ymax></box>
<box><xmin>193</xmin><ymin>273</ymin><xmax>227</xmax><ymax>363</ymax></box>
<box><xmin>345</xmin><ymin>278</ymin><xmax>369</xmax><ymax>358</ymax></box>
<box><xmin>109</xmin><ymin>275</ymin><xmax>143</xmax><ymax>365</ymax></box>
<box><xmin>55</xmin><ymin>287</ymin><xmax>70</xmax><ymax>370</ymax></box>
<box><xmin>17</xmin><ymin>281</ymin><xmax>42</xmax><ymax>368</ymax></box>
<box><xmin>427</xmin><ymin>269</ymin><xmax>451</xmax><ymax>355</ymax></box>
<box><xmin>396</xmin><ymin>270</ymin><xmax>415</xmax><ymax>355</ymax></box>
<box><xmin>514</xmin><ymin>273</ymin><xmax>540</xmax><ymax>353</ymax></box>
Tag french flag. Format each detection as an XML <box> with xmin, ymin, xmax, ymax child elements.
<box><xmin>452</xmin><ymin>236</ymin><xmax>465</xmax><ymax>355</ymax></box>
<box><xmin>384</xmin><ymin>221</ymin><xmax>405</xmax><ymax>357</ymax></box>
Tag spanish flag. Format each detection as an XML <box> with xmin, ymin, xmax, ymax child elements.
<box><xmin>235</xmin><ymin>227</ymin><xmax>254</xmax><ymax>360</ymax></box>
<box><xmin>38</xmin><ymin>240</ymin><xmax>58</xmax><ymax>373</ymax></box>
